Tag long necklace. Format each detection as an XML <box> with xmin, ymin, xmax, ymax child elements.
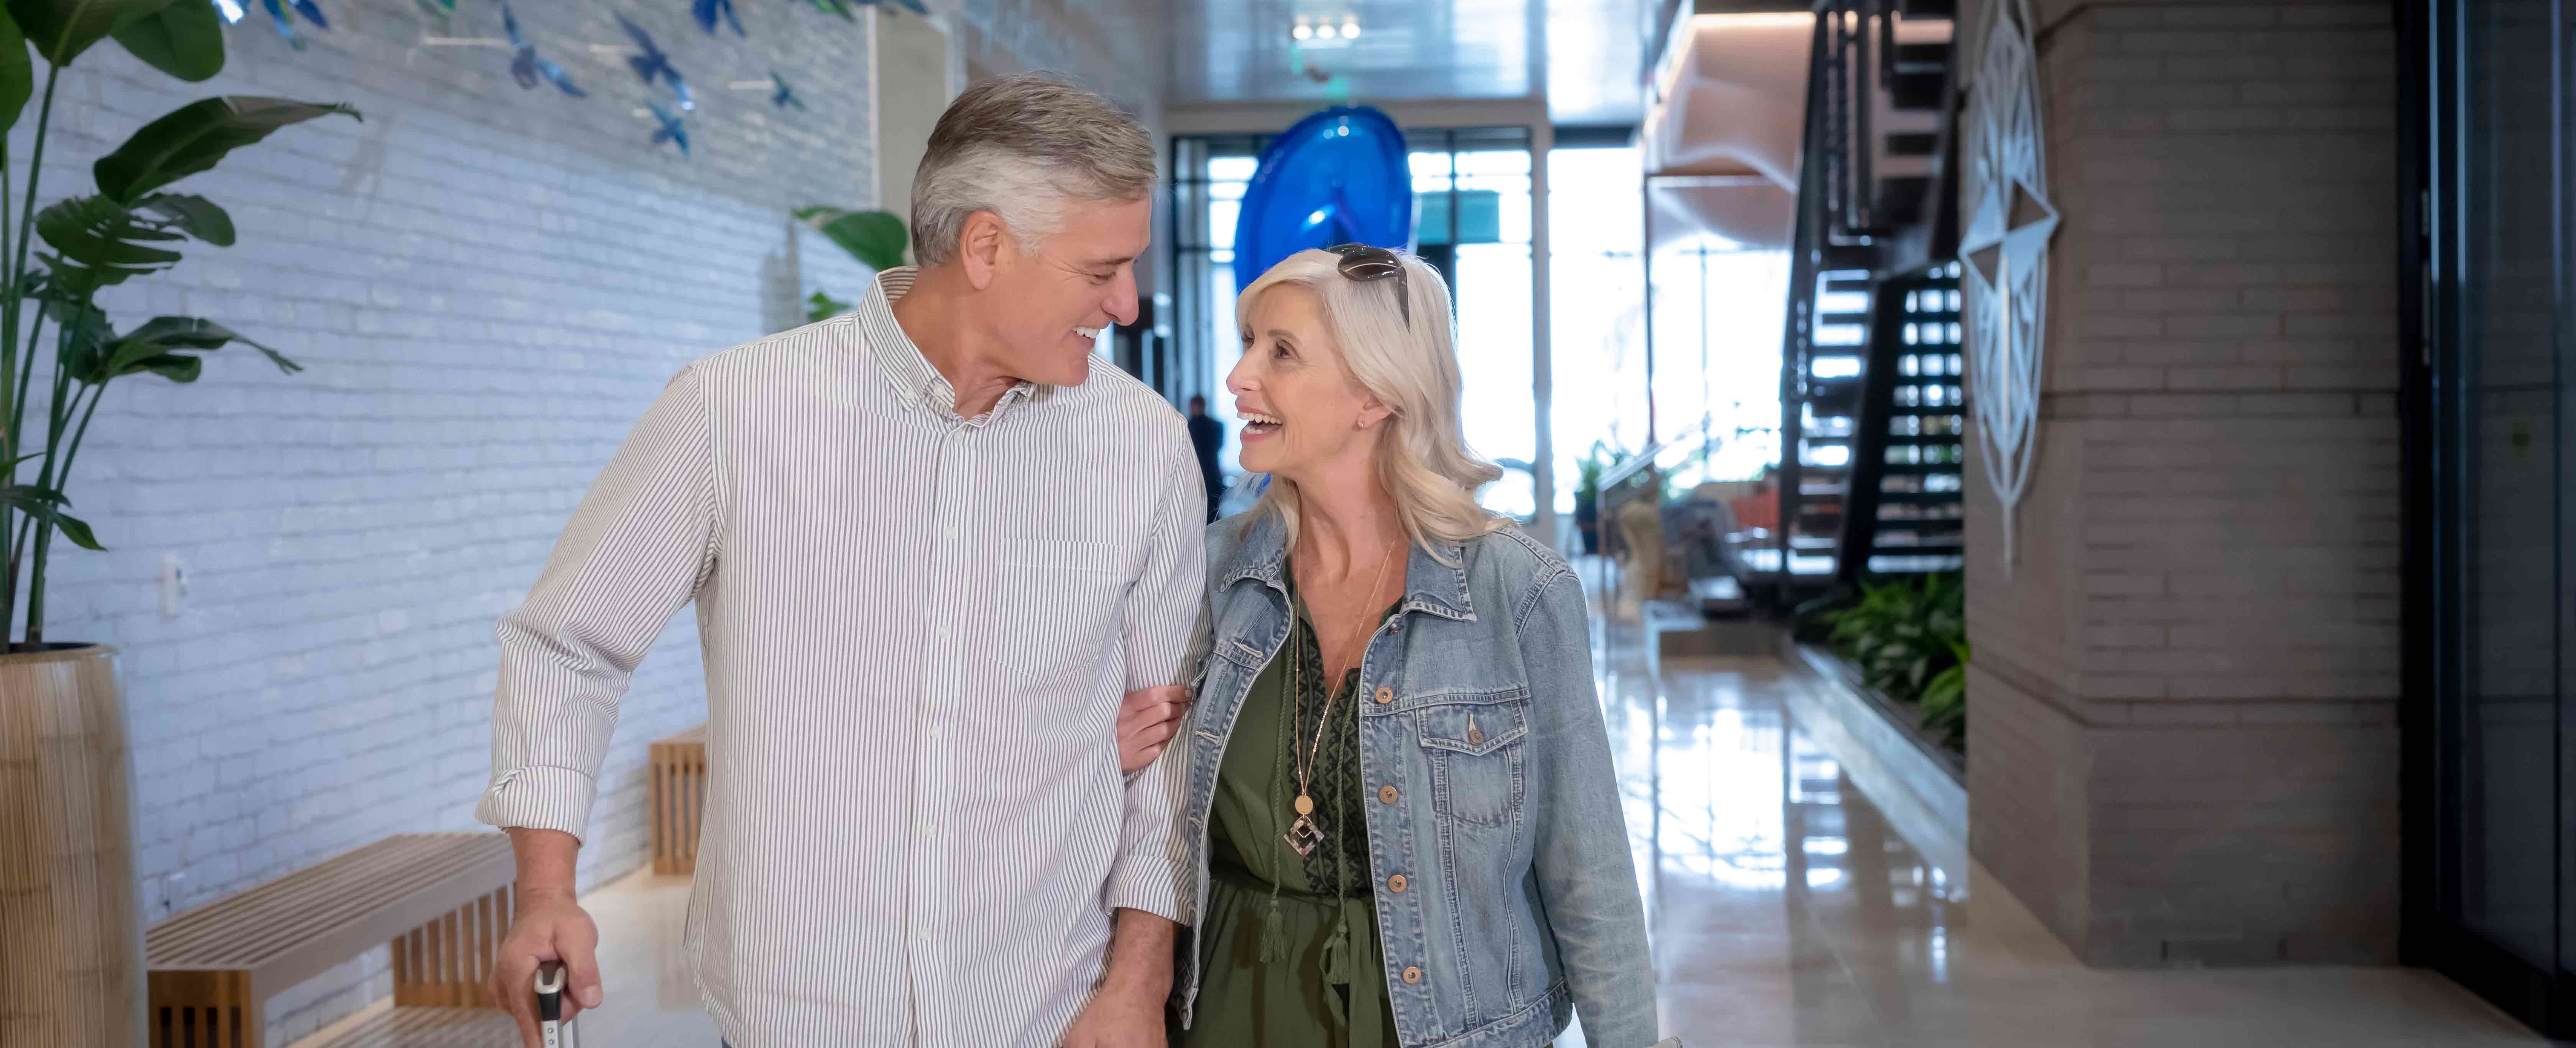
<box><xmin>1283</xmin><ymin>537</ymin><xmax>1401</xmax><ymax>857</ymax></box>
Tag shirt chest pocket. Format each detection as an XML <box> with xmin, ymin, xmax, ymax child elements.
<box><xmin>998</xmin><ymin>540</ymin><xmax>1127</xmax><ymax>685</ymax></box>
<box><xmin>1413</xmin><ymin>691</ymin><xmax>1531</xmax><ymax>828</ymax></box>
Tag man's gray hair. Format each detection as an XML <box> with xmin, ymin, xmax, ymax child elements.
<box><xmin>909</xmin><ymin>74</ymin><xmax>1156</xmax><ymax>267</ymax></box>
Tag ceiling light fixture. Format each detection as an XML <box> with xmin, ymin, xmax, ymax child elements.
<box><xmin>1317</xmin><ymin>23</ymin><xmax>1339</xmax><ymax>39</ymax></box>
<box><xmin>1341</xmin><ymin>18</ymin><xmax>1360</xmax><ymax>38</ymax></box>
<box><xmin>1293</xmin><ymin>20</ymin><xmax>1312</xmax><ymax>39</ymax></box>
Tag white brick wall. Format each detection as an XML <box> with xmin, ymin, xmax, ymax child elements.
<box><xmin>6</xmin><ymin>1</ymin><xmax>1145</xmax><ymax>1041</ymax></box>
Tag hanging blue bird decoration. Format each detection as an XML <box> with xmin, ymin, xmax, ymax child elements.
<box><xmin>647</xmin><ymin>101</ymin><xmax>691</xmax><ymax>156</ymax></box>
<box><xmin>769</xmin><ymin>71</ymin><xmax>804</xmax><ymax>110</ymax></box>
<box><xmin>616</xmin><ymin>13</ymin><xmax>694</xmax><ymax>110</ymax></box>
<box><xmin>260</xmin><ymin>0</ymin><xmax>329</xmax><ymax>49</ymax></box>
<box><xmin>693</xmin><ymin>0</ymin><xmax>744</xmax><ymax>36</ymax></box>
<box><xmin>505</xmin><ymin>5</ymin><xmax>588</xmax><ymax>97</ymax></box>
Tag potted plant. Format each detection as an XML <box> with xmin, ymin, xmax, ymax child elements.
<box><xmin>1574</xmin><ymin>441</ymin><xmax>1609</xmax><ymax>555</ymax></box>
<box><xmin>0</xmin><ymin>4</ymin><xmax>355</xmax><ymax>1044</ymax></box>
<box><xmin>1816</xmin><ymin>572</ymin><xmax>1969</xmax><ymax>752</ymax></box>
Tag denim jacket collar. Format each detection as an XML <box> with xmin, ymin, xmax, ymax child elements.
<box><xmin>1216</xmin><ymin>510</ymin><xmax>1478</xmax><ymax>623</ymax></box>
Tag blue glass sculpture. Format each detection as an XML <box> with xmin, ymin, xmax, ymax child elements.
<box><xmin>1231</xmin><ymin>106</ymin><xmax>1413</xmax><ymax>291</ymax></box>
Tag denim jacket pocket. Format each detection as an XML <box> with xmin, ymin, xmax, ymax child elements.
<box><xmin>1414</xmin><ymin>691</ymin><xmax>1531</xmax><ymax>827</ymax></box>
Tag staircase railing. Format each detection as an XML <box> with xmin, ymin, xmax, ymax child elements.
<box><xmin>1780</xmin><ymin>0</ymin><xmax>1963</xmax><ymax>591</ymax></box>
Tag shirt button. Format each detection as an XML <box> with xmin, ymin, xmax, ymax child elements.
<box><xmin>1374</xmin><ymin>687</ymin><xmax>1394</xmax><ymax>705</ymax></box>
<box><xmin>1401</xmin><ymin>966</ymin><xmax>1422</xmax><ymax>984</ymax></box>
<box><xmin>936</xmin><ymin>627</ymin><xmax>952</xmax><ymax>641</ymax></box>
<box><xmin>1387</xmin><ymin>874</ymin><xmax>1407</xmax><ymax>894</ymax></box>
<box><xmin>1378</xmin><ymin>786</ymin><xmax>1398</xmax><ymax>804</ymax></box>
<box><xmin>941</xmin><ymin>526</ymin><xmax>959</xmax><ymax>539</ymax></box>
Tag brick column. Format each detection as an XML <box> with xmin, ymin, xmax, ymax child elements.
<box><xmin>1962</xmin><ymin>0</ymin><xmax>2402</xmax><ymax>965</ymax></box>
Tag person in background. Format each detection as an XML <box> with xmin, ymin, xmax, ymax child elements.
<box><xmin>1168</xmin><ymin>245</ymin><xmax>1675</xmax><ymax>1048</ymax></box>
<box><xmin>1188</xmin><ymin>393</ymin><xmax>1227</xmax><ymax>522</ymax></box>
<box><xmin>475</xmin><ymin>74</ymin><xmax>1198</xmax><ymax>1048</ymax></box>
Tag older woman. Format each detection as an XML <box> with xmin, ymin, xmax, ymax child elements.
<box><xmin>1167</xmin><ymin>246</ymin><xmax>1668</xmax><ymax>1048</ymax></box>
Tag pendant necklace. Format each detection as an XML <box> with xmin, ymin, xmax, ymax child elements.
<box><xmin>1285</xmin><ymin>536</ymin><xmax>1401</xmax><ymax>856</ymax></box>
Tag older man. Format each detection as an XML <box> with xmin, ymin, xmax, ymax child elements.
<box><xmin>477</xmin><ymin>75</ymin><xmax>1198</xmax><ymax>1047</ymax></box>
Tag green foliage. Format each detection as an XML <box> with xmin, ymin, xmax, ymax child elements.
<box><xmin>1576</xmin><ymin>440</ymin><xmax>1615</xmax><ymax>500</ymax></box>
<box><xmin>794</xmin><ymin>206</ymin><xmax>907</xmax><ymax>271</ymax></box>
<box><xmin>794</xmin><ymin>207</ymin><xmax>907</xmax><ymax>330</ymax></box>
<box><xmin>805</xmin><ymin>290</ymin><xmax>852</xmax><ymax>323</ymax></box>
<box><xmin>94</xmin><ymin>96</ymin><xmax>359</xmax><ymax>204</ymax></box>
<box><xmin>0</xmin><ymin>2</ymin><xmax>355</xmax><ymax>647</ymax></box>
<box><xmin>1818</xmin><ymin>572</ymin><xmax>1968</xmax><ymax>748</ymax></box>
<box><xmin>108</xmin><ymin>0</ymin><xmax>221</xmax><ymax>82</ymax></box>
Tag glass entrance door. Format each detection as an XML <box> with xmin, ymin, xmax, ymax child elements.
<box><xmin>2422</xmin><ymin>0</ymin><xmax>2576</xmax><ymax>1033</ymax></box>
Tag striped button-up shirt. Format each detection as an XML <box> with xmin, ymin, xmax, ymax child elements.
<box><xmin>476</xmin><ymin>268</ymin><xmax>1204</xmax><ymax>1046</ymax></box>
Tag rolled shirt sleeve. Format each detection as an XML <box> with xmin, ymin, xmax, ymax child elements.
<box><xmin>475</xmin><ymin>366</ymin><xmax>719</xmax><ymax>841</ymax></box>
<box><xmin>1104</xmin><ymin>435</ymin><xmax>1210</xmax><ymax>923</ymax></box>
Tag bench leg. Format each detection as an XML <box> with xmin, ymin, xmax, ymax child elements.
<box><xmin>147</xmin><ymin>969</ymin><xmax>254</xmax><ymax>1048</ymax></box>
<box><xmin>392</xmin><ymin>884</ymin><xmax>512</xmax><ymax>1009</ymax></box>
<box><xmin>651</xmin><ymin>748</ymin><xmax>707</xmax><ymax>876</ymax></box>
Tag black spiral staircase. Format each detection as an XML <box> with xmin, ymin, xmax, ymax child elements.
<box><xmin>1778</xmin><ymin>0</ymin><xmax>1966</xmax><ymax>592</ymax></box>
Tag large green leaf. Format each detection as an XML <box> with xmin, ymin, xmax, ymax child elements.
<box><xmin>36</xmin><ymin>195</ymin><xmax>182</xmax><ymax>294</ymax></box>
<box><xmin>93</xmin><ymin>96</ymin><xmax>358</xmax><ymax>205</ymax></box>
<box><xmin>8</xmin><ymin>0</ymin><xmax>168</xmax><ymax>65</ymax></box>
<box><xmin>0</xmin><ymin>7</ymin><xmax>30</xmax><ymax>134</ymax></box>
<box><xmin>51</xmin><ymin>297</ymin><xmax>108</xmax><ymax>380</ymax></box>
<box><xmin>794</xmin><ymin>207</ymin><xmax>908</xmax><ymax>271</ymax></box>
<box><xmin>0</xmin><ymin>484</ymin><xmax>100</xmax><ymax>550</ymax></box>
<box><xmin>92</xmin><ymin>315</ymin><xmax>299</xmax><ymax>382</ymax></box>
<box><xmin>110</xmin><ymin>0</ymin><xmax>220</xmax><ymax>82</ymax></box>
<box><xmin>136</xmin><ymin>192</ymin><xmax>231</xmax><ymax>246</ymax></box>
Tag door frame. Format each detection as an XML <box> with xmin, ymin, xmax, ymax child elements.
<box><xmin>2405</xmin><ymin>0</ymin><xmax>2576</xmax><ymax>1035</ymax></box>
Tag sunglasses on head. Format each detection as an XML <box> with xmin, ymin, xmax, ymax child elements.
<box><xmin>1327</xmin><ymin>243</ymin><xmax>1411</xmax><ymax>328</ymax></box>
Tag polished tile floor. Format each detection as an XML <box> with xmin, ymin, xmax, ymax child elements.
<box><xmin>327</xmin><ymin>598</ymin><xmax>2549</xmax><ymax>1047</ymax></box>
<box><xmin>1588</xmin><ymin>619</ymin><xmax>2544</xmax><ymax>1047</ymax></box>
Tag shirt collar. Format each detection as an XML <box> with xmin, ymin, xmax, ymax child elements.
<box><xmin>1219</xmin><ymin>510</ymin><xmax>1477</xmax><ymax>622</ymax></box>
<box><xmin>859</xmin><ymin>267</ymin><xmax>1038</xmax><ymax>423</ymax></box>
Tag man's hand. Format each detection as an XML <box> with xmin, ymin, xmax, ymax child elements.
<box><xmin>1062</xmin><ymin>909</ymin><xmax>1177</xmax><ymax>1048</ymax></box>
<box><xmin>1061</xmin><ymin>978</ymin><xmax>1166</xmax><ymax>1048</ymax></box>
<box><xmin>1118</xmin><ymin>684</ymin><xmax>1192</xmax><ymax>773</ymax></box>
<box><xmin>489</xmin><ymin>887</ymin><xmax>603</xmax><ymax>1046</ymax></box>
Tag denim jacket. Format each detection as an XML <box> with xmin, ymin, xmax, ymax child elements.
<box><xmin>1171</xmin><ymin>512</ymin><xmax>1665</xmax><ymax>1048</ymax></box>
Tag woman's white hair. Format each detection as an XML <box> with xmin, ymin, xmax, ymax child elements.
<box><xmin>909</xmin><ymin>73</ymin><xmax>1156</xmax><ymax>266</ymax></box>
<box><xmin>1236</xmin><ymin>248</ymin><xmax>1509</xmax><ymax>560</ymax></box>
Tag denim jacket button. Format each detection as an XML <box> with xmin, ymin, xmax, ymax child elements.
<box><xmin>1401</xmin><ymin>966</ymin><xmax>1422</xmax><ymax>984</ymax></box>
<box><xmin>1374</xmin><ymin>687</ymin><xmax>1395</xmax><ymax>704</ymax></box>
<box><xmin>1378</xmin><ymin>785</ymin><xmax>1398</xmax><ymax>804</ymax></box>
<box><xmin>1387</xmin><ymin>874</ymin><xmax>1407</xmax><ymax>893</ymax></box>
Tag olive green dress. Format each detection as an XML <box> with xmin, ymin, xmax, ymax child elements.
<box><xmin>1177</xmin><ymin>575</ymin><xmax>1403</xmax><ymax>1048</ymax></box>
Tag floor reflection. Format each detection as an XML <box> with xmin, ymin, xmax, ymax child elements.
<box><xmin>1597</xmin><ymin>599</ymin><xmax>2544</xmax><ymax>1047</ymax></box>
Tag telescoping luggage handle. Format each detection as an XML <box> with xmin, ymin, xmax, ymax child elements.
<box><xmin>535</xmin><ymin>960</ymin><xmax>581</xmax><ymax>1047</ymax></box>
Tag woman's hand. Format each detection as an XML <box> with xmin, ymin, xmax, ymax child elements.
<box><xmin>1117</xmin><ymin>684</ymin><xmax>1192</xmax><ymax>773</ymax></box>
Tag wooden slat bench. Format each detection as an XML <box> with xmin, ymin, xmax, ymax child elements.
<box><xmin>650</xmin><ymin>724</ymin><xmax>708</xmax><ymax>875</ymax></box>
<box><xmin>303</xmin><ymin>1005</ymin><xmax>516</xmax><ymax>1046</ymax></box>
<box><xmin>145</xmin><ymin>833</ymin><xmax>515</xmax><ymax>1048</ymax></box>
